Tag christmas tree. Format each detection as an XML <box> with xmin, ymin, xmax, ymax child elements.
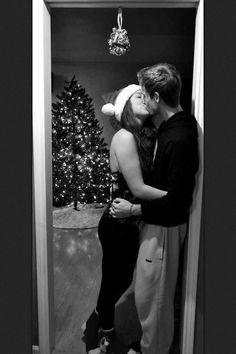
<box><xmin>52</xmin><ymin>76</ymin><xmax>111</xmax><ymax>209</ymax></box>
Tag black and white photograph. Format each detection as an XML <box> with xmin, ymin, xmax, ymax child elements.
<box><xmin>33</xmin><ymin>1</ymin><xmax>203</xmax><ymax>354</ymax></box>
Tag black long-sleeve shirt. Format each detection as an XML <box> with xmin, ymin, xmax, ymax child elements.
<box><xmin>141</xmin><ymin>111</ymin><xmax>199</xmax><ymax>227</ymax></box>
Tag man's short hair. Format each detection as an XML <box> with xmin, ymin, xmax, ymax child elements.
<box><xmin>137</xmin><ymin>63</ymin><xmax>182</xmax><ymax>108</ymax></box>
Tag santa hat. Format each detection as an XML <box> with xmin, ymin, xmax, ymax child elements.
<box><xmin>101</xmin><ymin>84</ymin><xmax>141</xmax><ymax>121</ymax></box>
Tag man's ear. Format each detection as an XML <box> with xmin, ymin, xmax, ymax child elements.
<box><xmin>153</xmin><ymin>92</ymin><xmax>160</xmax><ymax>103</ymax></box>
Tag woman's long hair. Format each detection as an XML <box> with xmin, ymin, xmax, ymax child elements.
<box><xmin>120</xmin><ymin>99</ymin><xmax>157</xmax><ymax>173</ymax></box>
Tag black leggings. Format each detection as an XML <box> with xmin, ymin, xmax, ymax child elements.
<box><xmin>96</xmin><ymin>210</ymin><xmax>140</xmax><ymax>330</ymax></box>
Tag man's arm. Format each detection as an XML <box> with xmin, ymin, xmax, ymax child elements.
<box><xmin>140</xmin><ymin>140</ymin><xmax>199</xmax><ymax>226</ymax></box>
<box><xmin>110</xmin><ymin>140</ymin><xmax>199</xmax><ymax>226</ymax></box>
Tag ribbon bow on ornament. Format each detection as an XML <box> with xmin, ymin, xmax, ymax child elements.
<box><xmin>108</xmin><ymin>8</ymin><xmax>130</xmax><ymax>56</ymax></box>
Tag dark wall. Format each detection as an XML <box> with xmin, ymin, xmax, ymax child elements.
<box><xmin>51</xmin><ymin>7</ymin><xmax>195</xmax><ymax>146</ymax></box>
<box><xmin>51</xmin><ymin>62</ymin><xmax>193</xmax><ymax>146</ymax></box>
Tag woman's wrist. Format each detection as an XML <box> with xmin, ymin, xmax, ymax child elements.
<box><xmin>131</xmin><ymin>204</ymin><xmax>142</xmax><ymax>216</ymax></box>
<box><xmin>129</xmin><ymin>203</ymin><xmax>134</xmax><ymax>216</ymax></box>
<box><xmin>129</xmin><ymin>203</ymin><xmax>142</xmax><ymax>216</ymax></box>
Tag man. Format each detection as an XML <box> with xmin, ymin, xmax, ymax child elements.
<box><xmin>110</xmin><ymin>63</ymin><xmax>199</xmax><ymax>354</ymax></box>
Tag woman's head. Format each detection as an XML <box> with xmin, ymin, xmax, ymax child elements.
<box><xmin>120</xmin><ymin>90</ymin><xmax>150</xmax><ymax>132</ymax></box>
<box><xmin>101</xmin><ymin>84</ymin><xmax>149</xmax><ymax>124</ymax></box>
<box><xmin>102</xmin><ymin>84</ymin><xmax>156</xmax><ymax>172</ymax></box>
<box><xmin>121</xmin><ymin>97</ymin><xmax>157</xmax><ymax>172</ymax></box>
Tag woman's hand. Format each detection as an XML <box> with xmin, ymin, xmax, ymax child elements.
<box><xmin>109</xmin><ymin>198</ymin><xmax>132</xmax><ymax>218</ymax></box>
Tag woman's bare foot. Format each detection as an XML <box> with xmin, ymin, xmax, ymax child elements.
<box><xmin>88</xmin><ymin>348</ymin><xmax>100</xmax><ymax>354</ymax></box>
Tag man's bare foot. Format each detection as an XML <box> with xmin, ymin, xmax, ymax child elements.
<box><xmin>81</xmin><ymin>321</ymin><xmax>86</xmax><ymax>332</ymax></box>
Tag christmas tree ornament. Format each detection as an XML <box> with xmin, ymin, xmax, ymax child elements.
<box><xmin>108</xmin><ymin>8</ymin><xmax>130</xmax><ymax>56</ymax></box>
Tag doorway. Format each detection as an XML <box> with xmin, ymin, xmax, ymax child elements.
<box><xmin>33</xmin><ymin>1</ymin><xmax>203</xmax><ymax>354</ymax></box>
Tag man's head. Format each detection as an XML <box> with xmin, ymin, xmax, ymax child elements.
<box><xmin>137</xmin><ymin>63</ymin><xmax>182</xmax><ymax>116</ymax></box>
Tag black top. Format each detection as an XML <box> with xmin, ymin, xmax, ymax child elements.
<box><xmin>141</xmin><ymin>111</ymin><xmax>200</xmax><ymax>227</ymax></box>
<box><xmin>110</xmin><ymin>171</ymin><xmax>136</xmax><ymax>203</ymax></box>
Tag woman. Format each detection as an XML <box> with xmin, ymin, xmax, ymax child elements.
<box><xmin>84</xmin><ymin>85</ymin><xmax>167</xmax><ymax>354</ymax></box>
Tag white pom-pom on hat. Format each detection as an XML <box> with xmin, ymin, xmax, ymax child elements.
<box><xmin>101</xmin><ymin>103</ymin><xmax>115</xmax><ymax>116</ymax></box>
<box><xmin>101</xmin><ymin>84</ymin><xmax>141</xmax><ymax>122</ymax></box>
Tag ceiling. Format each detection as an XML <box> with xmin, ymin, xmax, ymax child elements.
<box><xmin>51</xmin><ymin>8</ymin><xmax>196</xmax><ymax>65</ymax></box>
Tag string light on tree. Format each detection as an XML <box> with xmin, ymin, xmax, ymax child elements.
<box><xmin>52</xmin><ymin>76</ymin><xmax>112</xmax><ymax>209</ymax></box>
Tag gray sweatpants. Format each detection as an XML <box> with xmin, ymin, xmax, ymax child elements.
<box><xmin>134</xmin><ymin>222</ymin><xmax>187</xmax><ymax>354</ymax></box>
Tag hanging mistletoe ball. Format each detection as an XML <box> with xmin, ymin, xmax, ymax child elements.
<box><xmin>108</xmin><ymin>27</ymin><xmax>130</xmax><ymax>56</ymax></box>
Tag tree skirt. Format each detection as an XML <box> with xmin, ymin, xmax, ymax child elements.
<box><xmin>53</xmin><ymin>203</ymin><xmax>107</xmax><ymax>229</ymax></box>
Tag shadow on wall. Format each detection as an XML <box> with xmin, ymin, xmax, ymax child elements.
<box><xmin>52</xmin><ymin>73</ymin><xmax>69</xmax><ymax>96</ymax></box>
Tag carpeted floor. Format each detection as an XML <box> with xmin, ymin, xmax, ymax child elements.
<box><xmin>53</xmin><ymin>226</ymin><xmax>102</xmax><ymax>353</ymax></box>
<box><xmin>53</xmin><ymin>225</ymin><xmax>183</xmax><ymax>354</ymax></box>
<box><xmin>53</xmin><ymin>226</ymin><xmax>133</xmax><ymax>354</ymax></box>
<box><xmin>53</xmin><ymin>204</ymin><xmax>106</xmax><ymax>229</ymax></box>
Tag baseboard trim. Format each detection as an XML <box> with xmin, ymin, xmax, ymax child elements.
<box><xmin>32</xmin><ymin>345</ymin><xmax>39</xmax><ymax>353</ymax></box>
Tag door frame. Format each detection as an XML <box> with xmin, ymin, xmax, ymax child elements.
<box><xmin>182</xmin><ymin>0</ymin><xmax>204</xmax><ymax>352</ymax></box>
<box><xmin>33</xmin><ymin>1</ymin><xmax>203</xmax><ymax>353</ymax></box>
<box><xmin>33</xmin><ymin>1</ymin><xmax>54</xmax><ymax>353</ymax></box>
